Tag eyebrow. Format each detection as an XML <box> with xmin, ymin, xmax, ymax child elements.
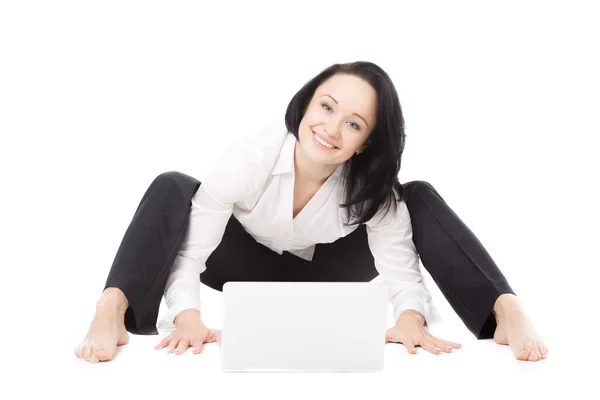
<box><xmin>323</xmin><ymin>94</ymin><xmax>370</xmax><ymax>128</ymax></box>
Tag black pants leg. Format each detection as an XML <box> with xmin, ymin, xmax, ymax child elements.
<box><xmin>399</xmin><ymin>180</ymin><xmax>515</xmax><ymax>339</ymax></box>
<box><xmin>104</xmin><ymin>171</ymin><xmax>288</xmax><ymax>335</ymax></box>
<box><xmin>103</xmin><ymin>171</ymin><xmax>201</xmax><ymax>335</ymax></box>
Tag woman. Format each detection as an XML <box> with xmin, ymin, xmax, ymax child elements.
<box><xmin>75</xmin><ymin>61</ymin><xmax>547</xmax><ymax>363</ymax></box>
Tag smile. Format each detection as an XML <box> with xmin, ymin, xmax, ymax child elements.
<box><xmin>312</xmin><ymin>129</ymin><xmax>339</xmax><ymax>150</ymax></box>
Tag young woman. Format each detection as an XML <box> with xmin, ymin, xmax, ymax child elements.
<box><xmin>75</xmin><ymin>61</ymin><xmax>547</xmax><ymax>363</ymax></box>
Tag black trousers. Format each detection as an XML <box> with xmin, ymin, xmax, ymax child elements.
<box><xmin>104</xmin><ymin>171</ymin><xmax>515</xmax><ymax>339</ymax></box>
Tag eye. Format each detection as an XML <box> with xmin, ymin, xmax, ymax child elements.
<box><xmin>321</xmin><ymin>103</ymin><xmax>361</xmax><ymax>130</ymax></box>
<box><xmin>349</xmin><ymin>121</ymin><xmax>360</xmax><ymax>130</ymax></box>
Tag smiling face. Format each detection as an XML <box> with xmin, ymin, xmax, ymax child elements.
<box><xmin>297</xmin><ymin>73</ymin><xmax>377</xmax><ymax>166</ymax></box>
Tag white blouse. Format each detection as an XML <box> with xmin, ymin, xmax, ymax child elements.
<box><xmin>163</xmin><ymin>120</ymin><xmax>440</xmax><ymax>325</ymax></box>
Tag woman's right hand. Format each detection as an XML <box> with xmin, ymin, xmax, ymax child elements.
<box><xmin>154</xmin><ymin>309</ymin><xmax>222</xmax><ymax>355</ymax></box>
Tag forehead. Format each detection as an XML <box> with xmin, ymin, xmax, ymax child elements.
<box><xmin>314</xmin><ymin>74</ymin><xmax>377</xmax><ymax>117</ymax></box>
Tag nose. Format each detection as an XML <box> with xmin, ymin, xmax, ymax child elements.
<box><xmin>324</xmin><ymin>123</ymin><xmax>341</xmax><ymax>137</ymax></box>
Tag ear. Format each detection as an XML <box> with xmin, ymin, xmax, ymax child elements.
<box><xmin>356</xmin><ymin>138</ymin><xmax>372</xmax><ymax>155</ymax></box>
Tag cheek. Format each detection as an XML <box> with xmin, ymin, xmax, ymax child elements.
<box><xmin>304</xmin><ymin>104</ymin><xmax>322</xmax><ymax>121</ymax></box>
<box><xmin>343</xmin><ymin>135</ymin><xmax>365</xmax><ymax>151</ymax></box>
<box><xmin>300</xmin><ymin>123</ymin><xmax>312</xmax><ymax>141</ymax></box>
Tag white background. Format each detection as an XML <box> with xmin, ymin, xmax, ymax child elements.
<box><xmin>1</xmin><ymin>0</ymin><xmax>598</xmax><ymax>398</ymax></box>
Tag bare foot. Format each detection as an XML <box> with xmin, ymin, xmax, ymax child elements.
<box><xmin>493</xmin><ymin>307</ymin><xmax>548</xmax><ymax>362</ymax></box>
<box><xmin>74</xmin><ymin>289</ymin><xmax>130</xmax><ymax>363</ymax></box>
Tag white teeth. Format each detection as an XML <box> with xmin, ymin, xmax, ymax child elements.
<box><xmin>313</xmin><ymin>132</ymin><xmax>336</xmax><ymax>148</ymax></box>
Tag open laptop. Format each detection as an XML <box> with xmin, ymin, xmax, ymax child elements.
<box><xmin>219</xmin><ymin>281</ymin><xmax>388</xmax><ymax>372</ymax></box>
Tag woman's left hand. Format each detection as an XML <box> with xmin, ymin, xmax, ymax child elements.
<box><xmin>385</xmin><ymin>310</ymin><xmax>462</xmax><ymax>355</ymax></box>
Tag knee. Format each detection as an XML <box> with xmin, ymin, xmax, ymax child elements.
<box><xmin>403</xmin><ymin>180</ymin><xmax>434</xmax><ymax>194</ymax></box>
<box><xmin>152</xmin><ymin>171</ymin><xmax>198</xmax><ymax>192</ymax></box>
<box><xmin>153</xmin><ymin>171</ymin><xmax>183</xmax><ymax>189</ymax></box>
<box><xmin>401</xmin><ymin>180</ymin><xmax>437</xmax><ymax>206</ymax></box>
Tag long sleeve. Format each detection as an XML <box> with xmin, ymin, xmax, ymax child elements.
<box><xmin>162</xmin><ymin>131</ymin><xmax>273</xmax><ymax>323</ymax></box>
<box><xmin>163</xmin><ymin>184</ymin><xmax>234</xmax><ymax>323</ymax></box>
<box><xmin>365</xmin><ymin>198</ymin><xmax>441</xmax><ymax>325</ymax></box>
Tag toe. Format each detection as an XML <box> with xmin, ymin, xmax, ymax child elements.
<box><xmin>74</xmin><ymin>345</ymin><xmax>83</xmax><ymax>359</ymax></box>
<box><xmin>527</xmin><ymin>343</ymin><xmax>540</xmax><ymax>361</ymax></box>
<box><xmin>83</xmin><ymin>346</ymin><xmax>92</xmax><ymax>361</ymax></box>
<box><xmin>89</xmin><ymin>347</ymin><xmax>102</xmax><ymax>363</ymax></box>
<box><xmin>96</xmin><ymin>348</ymin><xmax>112</xmax><ymax>362</ymax></box>
<box><xmin>538</xmin><ymin>341</ymin><xmax>548</xmax><ymax>359</ymax></box>
<box><xmin>516</xmin><ymin>346</ymin><xmax>530</xmax><ymax>361</ymax></box>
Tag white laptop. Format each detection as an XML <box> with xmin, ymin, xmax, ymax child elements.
<box><xmin>220</xmin><ymin>281</ymin><xmax>388</xmax><ymax>372</ymax></box>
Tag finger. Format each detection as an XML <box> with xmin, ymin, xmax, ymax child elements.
<box><xmin>385</xmin><ymin>329</ymin><xmax>396</xmax><ymax>343</ymax></box>
<box><xmin>427</xmin><ymin>336</ymin><xmax>453</xmax><ymax>353</ymax></box>
<box><xmin>155</xmin><ymin>335</ymin><xmax>171</xmax><ymax>350</ymax></box>
<box><xmin>206</xmin><ymin>329</ymin><xmax>222</xmax><ymax>346</ymax></box>
<box><xmin>434</xmin><ymin>336</ymin><xmax>461</xmax><ymax>351</ymax></box>
<box><xmin>168</xmin><ymin>338</ymin><xmax>179</xmax><ymax>353</ymax></box>
<box><xmin>404</xmin><ymin>339</ymin><xmax>417</xmax><ymax>355</ymax></box>
<box><xmin>174</xmin><ymin>338</ymin><xmax>189</xmax><ymax>355</ymax></box>
<box><xmin>385</xmin><ymin>328</ymin><xmax>406</xmax><ymax>344</ymax></box>
<box><xmin>192</xmin><ymin>344</ymin><xmax>204</xmax><ymax>354</ymax></box>
<box><xmin>418</xmin><ymin>338</ymin><xmax>441</xmax><ymax>355</ymax></box>
<box><xmin>205</xmin><ymin>329</ymin><xmax>220</xmax><ymax>343</ymax></box>
<box><xmin>191</xmin><ymin>338</ymin><xmax>204</xmax><ymax>354</ymax></box>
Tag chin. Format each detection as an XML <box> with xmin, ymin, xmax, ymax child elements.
<box><xmin>301</xmin><ymin>141</ymin><xmax>348</xmax><ymax>166</ymax></box>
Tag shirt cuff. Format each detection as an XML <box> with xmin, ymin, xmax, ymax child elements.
<box><xmin>164</xmin><ymin>297</ymin><xmax>202</xmax><ymax>324</ymax></box>
<box><xmin>393</xmin><ymin>298</ymin><xmax>441</xmax><ymax>326</ymax></box>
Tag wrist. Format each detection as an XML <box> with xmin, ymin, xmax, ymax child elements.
<box><xmin>396</xmin><ymin>309</ymin><xmax>426</xmax><ymax>326</ymax></box>
<box><xmin>174</xmin><ymin>309</ymin><xmax>202</xmax><ymax>326</ymax></box>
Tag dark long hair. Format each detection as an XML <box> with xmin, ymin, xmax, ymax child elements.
<box><xmin>284</xmin><ymin>61</ymin><xmax>406</xmax><ymax>226</ymax></box>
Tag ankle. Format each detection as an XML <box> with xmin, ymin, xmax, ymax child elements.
<box><xmin>97</xmin><ymin>287</ymin><xmax>129</xmax><ymax>314</ymax></box>
<box><xmin>493</xmin><ymin>293</ymin><xmax>522</xmax><ymax>319</ymax></box>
